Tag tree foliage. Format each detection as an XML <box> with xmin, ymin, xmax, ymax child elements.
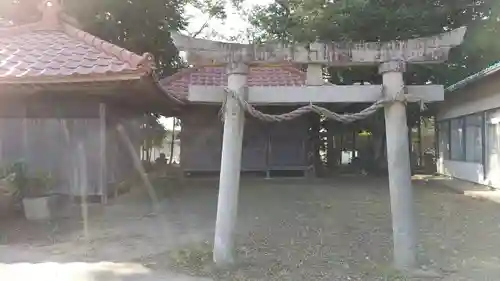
<box><xmin>248</xmin><ymin>0</ymin><xmax>500</xmax><ymax>86</ymax></box>
<box><xmin>246</xmin><ymin>0</ymin><xmax>500</xmax><ymax>170</ymax></box>
<box><xmin>67</xmin><ymin>0</ymin><xmax>187</xmax><ymax>77</ymax></box>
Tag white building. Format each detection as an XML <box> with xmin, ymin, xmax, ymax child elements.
<box><xmin>437</xmin><ymin>61</ymin><xmax>500</xmax><ymax>188</ymax></box>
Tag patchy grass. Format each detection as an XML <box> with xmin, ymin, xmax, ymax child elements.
<box><xmin>161</xmin><ymin>241</ymin><xmax>413</xmax><ymax>281</ymax></box>
<box><xmin>139</xmin><ymin>179</ymin><xmax>428</xmax><ymax>280</ymax></box>
<box><xmin>0</xmin><ymin>218</ymin><xmax>82</xmax><ymax>246</ymax></box>
<box><xmin>169</xmin><ymin>241</ymin><xmax>213</xmax><ymax>273</ymax></box>
<box><xmin>145</xmin><ymin>178</ymin><xmax>500</xmax><ymax>280</ymax></box>
<box><xmin>5</xmin><ymin>177</ymin><xmax>500</xmax><ymax>280</ymax></box>
<box><xmin>373</xmin><ymin>266</ymin><xmax>409</xmax><ymax>281</ymax></box>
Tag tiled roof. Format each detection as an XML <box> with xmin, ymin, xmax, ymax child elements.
<box><xmin>0</xmin><ymin>0</ymin><xmax>153</xmax><ymax>84</ymax></box>
<box><xmin>160</xmin><ymin>64</ymin><xmax>307</xmax><ymax>101</ymax></box>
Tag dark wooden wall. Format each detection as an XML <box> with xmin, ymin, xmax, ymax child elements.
<box><xmin>0</xmin><ymin>98</ymin><xmax>143</xmax><ymax>198</ymax></box>
<box><xmin>180</xmin><ymin>105</ymin><xmax>309</xmax><ymax>173</ymax></box>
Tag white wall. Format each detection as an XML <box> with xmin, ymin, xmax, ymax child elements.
<box><xmin>437</xmin><ymin>159</ymin><xmax>500</xmax><ymax>189</ymax></box>
<box><xmin>437</xmin><ymin>159</ymin><xmax>485</xmax><ymax>184</ymax></box>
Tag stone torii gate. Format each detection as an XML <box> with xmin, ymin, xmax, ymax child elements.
<box><xmin>171</xmin><ymin>27</ymin><xmax>466</xmax><ymax>271</ymax></box>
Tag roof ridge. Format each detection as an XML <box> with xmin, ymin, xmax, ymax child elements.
<box><xmin>0</xmin><ymin>1</ymin><xmax>154</xmax><ymax>74</ymax></box>
<box><xmin>61</xmin><ymin>22</ymin><xmax>154</xmax><ymax>74</ymax></box>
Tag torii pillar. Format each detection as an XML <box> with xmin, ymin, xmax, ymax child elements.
<box><xmin>214</xmin><ymin>61</ymin><xmax>249</xmax><ymax>264</ymax></box>
<box><xmin>380</xmin><ymin>60</ymin><xmax>416</xmax><ymax>269</ymax></box>
<box><xmin>170</xmin><ymin>27</ymin><xmax>467</xmax><ymax>269</ymax></box>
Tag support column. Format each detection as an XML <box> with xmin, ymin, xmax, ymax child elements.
<box><xmin>418</xmin><ymin>116</ymin><xmax>423</xmax><ymax>168</ymax></box>
<box><xmin>352</xmin><ymin>129</ymin><xmax>357</xmax><ymax>159</ymax></box>
<box><xmin>265</xmin><ymin>130</ymin><xmax>271</xmax><ymax>179</ymax></box>
<box><xmin>213</xmin><ymin>61</ymin><xmax>248</xmax><ymax>265</ymax></box>
<box><xmin>380</xmin><ymin>60</ymin><xmax>417</xmax><ymax>271</ymax></box>
<box><xmin>99</xmin><ymin>103</ymin><xmax>107</xmax><ymax>204</ymax></box>
<box><xmin>0</xmin><ymin>119</ymin><xmax>4</xmax><ymax>169</ymax></box>
<box><xmin>22</xmin><ymin>105</ymin><xmax>28</xmax><ymax>164</ymax></box>
<box><xmin>77</xmin><ymin>142</ymin><xmax>90</xmax><ymax>240</ymax></box>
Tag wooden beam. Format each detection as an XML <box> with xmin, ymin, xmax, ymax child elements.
<box><xmin>188</xmin><ymin>85</ymin><xmax>444</xmax><ymax>104</ymax></box>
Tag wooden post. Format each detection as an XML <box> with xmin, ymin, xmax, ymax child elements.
<box><xmin>380</xmin><ymin>60</ymin><xmax>417</xmax><ymax>271</ymax></box>
<box><xmin>418</xmin><ymin>116</ymin><xmax>423</xmax><ymax>168</ymax></box>
<box><xmin>0</xmin><ymin>119</ymin><xmax>3</xmax><ymax>169</ymax></box>
<box><xmin>61</xmin><ymin>119</ymin><xmax>75</xmax><ymax>201</ymax></box>
<box><xmin>169</xmin><ymin>117</ymin><xmax>177</xmax><ymax>164</ymax></box>
<box><xmin>213</xmin><ymin>61</ymin><xmax>248</xmax><ymax>265</ymax></box>
<box><xmin>22</xmin><ymin>105</ymin><xmax>29</xmax><ymax>164</ymax></box>
<box><xmin>334</xmin><ymin>133</ymin><xmax>342</xmax><ymax>167</ymax></box>
<box><xmin>340</xmin><ymin>132</ymin><xmax>344</xmax><ymax>164</ymax></box>
<box><xmin>352</xmin><ymin>129</ymin><xmax>357</xmax><ymax>159</ymax></box>
<box><xmin>99</xmin><ymin>103</ymin><xmax>107</xmax><ymax>204</ymax></box>
<box><xmin>266</xmin><ymin>127</ymin><xmax>271</xmax><ymax>179</ymax></box>
<box><xmin>77</xmin><ymin>142</ymin><xmax>89</xmax><ymax>240</ymax></box>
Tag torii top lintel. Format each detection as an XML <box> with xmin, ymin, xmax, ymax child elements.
<box><xmin>171</xmin><ymin>27</ymin><xmax>466</xmax><ymax>66</ymax></box>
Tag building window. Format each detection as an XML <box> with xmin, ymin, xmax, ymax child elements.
<box><xmin>438</xmin><ymin>121</ymin><xmax>450</xmax><ymax>160</ymax></box>
<box><xmin>450</xmin><ymin>118</ymin><xmax>465</xmax><ymax>161</ymax></box>
<box><xmin>465</xmin><ymin>114</ymin><xmax>483</xmax><ymax>163</ymax></box>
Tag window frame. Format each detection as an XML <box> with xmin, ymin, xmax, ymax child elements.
<box><xmin>437</xmin><ymin>120</ymin><xmax>451</xmax><ymax>161</ymax></box>
<box><xmin>439</xmin><ymin>111</ymin><xmax>486</xmax><ymax>164</ymax></box>
<box><xmin>449</xmin><ymin>117</ymin><xmax>465</xmax><ymax>161</ymax></box>
<box><xmin>464</xmin><ymin>113</ymin><xmax>484</xmax><ymax>163</ymax></box>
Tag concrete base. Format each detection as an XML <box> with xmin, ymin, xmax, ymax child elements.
<box><xmin>423</xmin><ymin>175</ymin><xmax>500</xmax><ymax>204</ymax></box>
<box><xmin>22</xmin><ymin>196</ymin><xmax>53</xmax><ymax>220</ymax></box>
<box><xmin>21</xmin><ymin>194</ymin><xmax>75</xmax><ymax>221</ymax></box>
<box><xmin>431</xmin><ymin>175</ymin><xmax>492</xmax><ymax>194</ymax></box>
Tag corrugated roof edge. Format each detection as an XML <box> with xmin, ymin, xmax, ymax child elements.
<box><xmin>446</xmin><ymin>61</ymin><xmax>500</xmax><ymax>93</ymax></box>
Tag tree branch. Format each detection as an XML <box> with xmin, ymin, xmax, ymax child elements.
<box><xmin>190</xmin><ymin>20</ymin><xmax>210</xmax><ymax>38</ymax></box>
<box><xmin>187</xmin><ymin>0</ymin><xmax>226</xmax><ymax>38</ymax></box>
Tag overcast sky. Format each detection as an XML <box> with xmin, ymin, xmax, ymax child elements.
<box><xmin>184</xmin><ymin>0</ymin><xmax>273</xmax><ymax>39</ymax></box>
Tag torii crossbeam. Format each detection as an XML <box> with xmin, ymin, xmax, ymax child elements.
<box><xmin>171</xmin><ymin>27</ymin><xmax>466</xmax><ymax>271</ymax></box>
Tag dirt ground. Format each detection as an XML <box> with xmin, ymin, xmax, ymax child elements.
<box><xmin>1</xmin><ymin>176</ymin><xmax>500</xmax><ymax>280</ymax></box>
